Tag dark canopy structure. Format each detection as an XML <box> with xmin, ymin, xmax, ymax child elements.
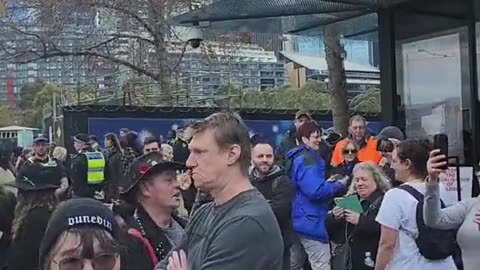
<box><xmin>173</xmin><ymin>0</ymin><xmax>409</xmax><ymax>36</ymax></box>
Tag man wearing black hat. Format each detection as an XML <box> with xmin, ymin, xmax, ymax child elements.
<box><xmin>121</xmin><ymin>152</ymin><xmax>187</xmax><ymax>270</ymax></box>
<box><xmin>20</xmin><ymin>135</ymin><xmax>68</xmax><ymax>198</ymax></box>
<box><xmin>71</xmin><ymin>133</ymin><xmax>106</xmax><ymax>199</ymax></box>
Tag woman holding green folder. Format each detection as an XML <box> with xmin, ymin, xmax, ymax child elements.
<box><xmin>326</xmin><ymin>162</ymin><xmax>391</xmax><ymax>270</ymax></box>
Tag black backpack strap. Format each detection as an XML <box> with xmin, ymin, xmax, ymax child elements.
<box><xmin>398</xmin><ymin>184</ymin><xmax>447</xmax><ymax>208</ymax></box>
<box><xmin>367</xmin><ymin>195</ymin><xmax>384</xmax><ymax>213</ymax></box>
<box><xmin>398</xmin><ymin>185</ymin><xmax>424</xmax><ymax>201</ymax></box>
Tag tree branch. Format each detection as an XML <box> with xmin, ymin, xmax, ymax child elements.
<box><xmin>84</xmin><ymin>37</ymin><xmax>118</xmax><ymax>51</ymax></box>
<box><xmin>85</xmin><ymin>1</ymin><xmax>157</xmax><ymax>39</ymax></box>
<box><xmin>111</xmin><ymin>33</ymin><xmax>155</xmax><ymax>45</ymax></box>
<box><xmin>22</xmin><ymin>49</ymin><xmax>160</xmax><ymax>81</ymax></box>
<box><xmin>6</xmin><ymin>23</ymin><xmax>49</xmax><ymax>55</ymax></box>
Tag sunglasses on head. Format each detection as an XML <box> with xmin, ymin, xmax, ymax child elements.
<box><xmin>343</xmin><ymin>149</ymin><xmax>358</xmax><ymax>155</ymax></box>
<box><xmin>53</xmin><ymin>253</ymin><xmax>118</xmax><ymax>270</ymax></box>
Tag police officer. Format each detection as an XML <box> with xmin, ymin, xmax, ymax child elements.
<box><xmin>71</xmin><ymin>133</ymin><xmax>106</xmax><ymax>200</ymax></box>
<box><xmin>20</xmin><ymin>135</ymin><xmax>68</xmax><ymax>199</ymax></box>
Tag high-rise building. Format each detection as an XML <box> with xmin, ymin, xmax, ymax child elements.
<box><xmin>0</xmin><ymin>4</ymin><xmax>118</xmax><ymax>113</ymax></box>
<box><xmin>169</xmin><ymin>40</ymin><xmax>285</xmax><ymax>98</ymax></box>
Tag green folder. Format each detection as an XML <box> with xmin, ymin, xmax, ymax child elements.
<box><xmin>334</xmin><ymin>195</ymin><xmax>364</xmax><ymax>214</ymax></box>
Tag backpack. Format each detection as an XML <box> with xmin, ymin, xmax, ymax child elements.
<box><xmin>398</xmin><ymin>185</ymin><xmax>457</xmax><ymax>260</ymax></box>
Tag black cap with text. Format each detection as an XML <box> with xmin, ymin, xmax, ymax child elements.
<box><xmin>39</xmin><ymin>198</ymin><xmax>120</xmax><ymax>269</ymax></box>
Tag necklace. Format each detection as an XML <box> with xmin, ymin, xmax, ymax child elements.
<box><xmin>134</xmin><ymin>210</ymin><xmax>167</xmax><ymax>260</ymax></box>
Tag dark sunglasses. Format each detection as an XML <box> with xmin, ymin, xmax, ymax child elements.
<box><xmin>53</xmin><ymin>253</ymin><xmax>118</xmax><ymax>270</ymax></box>
<box><xmin>343</xmin><ymin>149</ymin><xmax>358</xmax><ymax>155</ymax></box>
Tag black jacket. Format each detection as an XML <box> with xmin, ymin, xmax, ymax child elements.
<box><xmin>331</xmin><ymin>159</ymin><xmax>358</xmax><ymax>178</ymax></box>
<box><xmin>103</xmin><ymin>147</ymin><xmax>123</xmax><ymax>201</ymax></box>
<box><xmin>0</xmin><ymin>235</ymin><xmax>10</xmax><ymax>270</ymax></box>
<box><xmin>0</xmin><ymin>190</ymin><xmax>15</xmax><ymax>270</ymax></box>
<box><xmin>124</xmin><ymin>205</ymin><xmax>187</xmax><ymax>270</ymax></box>
<box><xmin>171</xmin><ymin>138</ymin><xmax>190</xmax><ymax>164</ymax></box>
<box><xmin>8</xmin><ymin>206</ymin><xmax>53</xmax><ymax>270</ymax></box>
<box><xmin>277</xmin><ymin>128</ymin><xmax>297</xmax><ymax>167</ymax></box>
<box><xmin>330</xmin><ymin>159</ymin><xmax>359</xmax><ymax>193</ymax></box>
<box><xmin>249</xmin><ymin>165</ymin><xmax>294</xmax><ymax>248</ymax></box>
<box><xmin>325</xmin><ymin>191</ymin><xmax>384</xmax><ymax>270</ymax></box>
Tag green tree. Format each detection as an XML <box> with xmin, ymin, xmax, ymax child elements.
<box><xmin>216</xmin><ymin>80</ymin><xmax>331</xmax><ymax>111</ymax></box>
<box><xmin>22</xmin><ymin>83</ymin><xmax>62</xmax><ymax>128</ymax></box>
<box><xmin>0</xmin><ymin>106</ymin><xmax>14</xmax><ymax>127</ymax></box>
<box><xmin>65</xmin><ymin>85</ymin><xmax>96</xmax><ymax>105</ymax></box>
<box><xmin>19</xmin><ymin>80</ymin><xmax>46</xmax><ymax>111</ymax></box>
<box><xmin>350</xmin><ymin>87</ymin><xmax>381</xmax><ymax>113</ymax></box>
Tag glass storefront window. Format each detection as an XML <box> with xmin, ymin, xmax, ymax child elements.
<box><xmin>396</xmin><ymin>28</ymin><xmax>471</xmax><ymax>164</ymax></box>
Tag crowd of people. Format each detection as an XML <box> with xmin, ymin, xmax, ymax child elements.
<box><xmin>0</xmin><ymin>111</ymin><xmax>478</xmax><ymax>270</ymax></box>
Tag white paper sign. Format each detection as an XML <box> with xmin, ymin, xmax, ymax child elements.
<box><xmin>439</xmin><ymin>166</ymin><xmax>474</xmax><ymax>202</ymax></box>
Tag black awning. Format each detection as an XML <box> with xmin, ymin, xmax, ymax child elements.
<box><xmin>172</xmin><ymin>0</ymin><xmax>408</xmax><ymax>33</ymax></box>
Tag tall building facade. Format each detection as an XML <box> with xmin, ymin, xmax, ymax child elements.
<box><xmin>170</xmin><ymin>41</ymin><xmax>285</xmax><ymax>98</ymax></box>
<box><xmin>0</xmin><ymin>5</ymin><xmax>118</xmax><ymax>112</ymax></box>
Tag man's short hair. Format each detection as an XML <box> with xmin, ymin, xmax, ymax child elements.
<box><xmin>349</xmin><ymin>115</ymin><xmax>366</xmax><ymax>126</ymax></box>
<box><xmin>250</xmin><ymin>134</ymin><xmax>269</xmax><ymax>147</ymax></box>
<box><xmin>396</xmin><ymin>139</ymin><xmax>432</xmax><ymax>178</ymax></box>
<box><xmin>191</xmin><ymin>112</ymin><xmax>251</xmax><ymax>174</ymax></box>
<box><xmin>143</xmin><ymin>136</ymin><xmax>161</xmax><ymax>146</ymax></box>
<box><xmin>88</xmin><ymin>135</ymin><xmax>98</xmax><ymax>142</ymax></box>
<box><xmin>251</xmin><ymin>137</ymin><xmax>274</xmax><ymax>154</ymax></box>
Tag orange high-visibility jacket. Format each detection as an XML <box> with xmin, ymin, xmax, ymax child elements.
<box><xmin>331</xmin><ymin>137</ymin><xmax>382</xmax><ymax>166</ymax></box>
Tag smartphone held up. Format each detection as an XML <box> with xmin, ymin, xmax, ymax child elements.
<box><xmin>433</xmin><ymin>134</ymin><xmax>449</xmax><ymax>171</ymax></box>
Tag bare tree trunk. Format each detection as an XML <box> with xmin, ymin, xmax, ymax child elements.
<box><xmin>324</xmin><ymin>25</ymin><xmax>349</xmax><ymax>137</ymax></box>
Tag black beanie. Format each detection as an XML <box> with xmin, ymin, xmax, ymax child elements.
<box><xmin>39</xmin><ymin>198</ymin><xmax>120</xmax><ymax>269</ymax></box>
<box><xmin>377</xmin><ymin>126</ymin><xmax>405</xmax><ymax>141</ymax></box>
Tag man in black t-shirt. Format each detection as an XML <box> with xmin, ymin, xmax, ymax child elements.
<box><xmin>157</xmin><ymin>112</ymin><xmax>283</xmax><ymax>270</ymax></box>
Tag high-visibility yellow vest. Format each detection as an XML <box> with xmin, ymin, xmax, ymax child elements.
<box><xmin>83</xmin><ymin>151</ymin><xmax>105</xmax><ymax>184</ymax></box>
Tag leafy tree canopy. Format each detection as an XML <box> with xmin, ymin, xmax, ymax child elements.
<box><xmin>214</xmin><ymin>80</ymin><xmax>380</xmax><ymax>113</ymax></box>
<box><xmin>0</xmin><ymin>106</ymin><xmax>15</xmax><ymax>127</ymax></box>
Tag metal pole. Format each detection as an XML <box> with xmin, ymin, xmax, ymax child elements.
<box><xmin>467</xmin><ymin>1</ymin><xmax>480</xmax><ymax>197</ymax></box>
<box><xmin>455</xmin><ymin>156</ymin><xmax>461</xmax><ymax>201</ymax></box>
<box><xmin>52</xmin><ymin>92</ymin><xmax>57</xmax><ymax>143</ymax></box>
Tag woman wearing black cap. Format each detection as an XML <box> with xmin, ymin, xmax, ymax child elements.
<box><xmin>8</xmin><ymin>154</ymin><xmax>65</xmax><ymax>270</ymax></box>
<box><xmin>39</xmin><ymin>198</ymin><xmax>122</xmax><ymax>270</ymax></box>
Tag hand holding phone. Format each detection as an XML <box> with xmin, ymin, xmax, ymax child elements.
<box><xmin>427</xmin><ymin>134</ymin><xmax>449</xmax><ymax>182</ymax></box>
<box><xmin>433</xmin><ymin>134</ymin><xmax>448</xmax><ymax>170</ymax></box>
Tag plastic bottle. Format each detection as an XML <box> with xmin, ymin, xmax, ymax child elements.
<box><xmin>364</xmin><ymin>252</ymin><xmax>375</xmax><ymax>267</ymax></box>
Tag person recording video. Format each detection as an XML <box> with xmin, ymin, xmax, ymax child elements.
<box><xmin>376</xmin><ymin>126</ymin><xmax>405</xmax><ymax>187</ymax></box>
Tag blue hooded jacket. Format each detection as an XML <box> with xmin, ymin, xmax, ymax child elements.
<box><xmin>287</xmin><ymin>145</ymin><xmax>346</xmax><ymax>242</ymax></box>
